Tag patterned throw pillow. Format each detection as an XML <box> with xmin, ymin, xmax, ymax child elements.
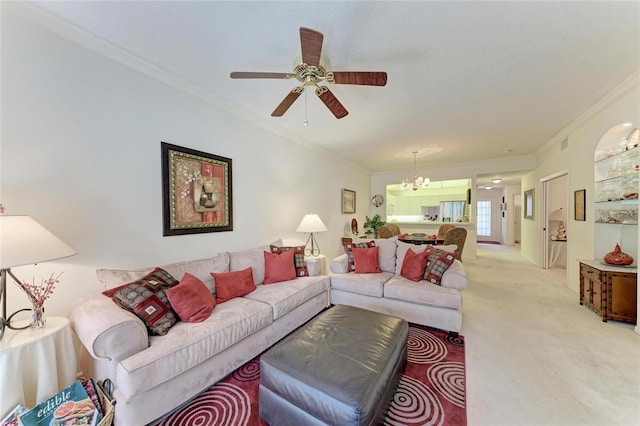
<box><xmin>102</xmin><ymin>267</ymin><xmax>179</xmax><ymax>336</ymax></box>
<box><xmin>343</xmin><ymin>241</ymin><xmax>376</xmax><ymax>272</ymax></box>
<box><xmin>270</xmin><ymin>245</ymin><xmax>308</xmax><ymax>277</ymax></box>
<box><xmin>423</xmin><ymin>246</ymin><xmax>457</xmax><ymax>285</ymax></box>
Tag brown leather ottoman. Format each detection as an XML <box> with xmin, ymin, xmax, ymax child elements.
<box><xmin>259</xmin><ymin>304</ymin><xmax>408</xmax><ymax>426</ymax></box>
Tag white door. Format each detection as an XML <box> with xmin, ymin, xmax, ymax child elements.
<box><xmin>514</xmin><ymin>206</ymin><xmax>522</xmax><ymax>243</ymax></box>
<box><xmin>477</xmin><ymin>199</ymin><xmax>499</xmax><ymax>241</ymax></box>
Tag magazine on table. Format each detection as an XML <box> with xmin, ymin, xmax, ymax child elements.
<box><xmin>18</xmin><ymin>381</ymin><xmax>103</xmax><ymax>426</ymax></box>
<box><xmin>1</xmin><ymin>405</ymin><xmax>26</xmax><ymax>426</ymax></box>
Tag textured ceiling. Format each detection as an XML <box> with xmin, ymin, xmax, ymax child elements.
<box><xmin>28</xmin><ymin>1</ymin><xmax>640</xmax><ymax>174</ymax></box>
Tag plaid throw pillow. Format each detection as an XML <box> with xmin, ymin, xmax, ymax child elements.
<box><xmin>270</xmin><ymin>245</ymin><xmax>308</xmax><ymax>277</ymax></box>
<box><xmin>103</xmin><ymin>267</ymin><xmax>179</xmax><ymax>336</ymax></box>
<box><xmin>343</xmin><ymin>241</ymin><xmax>376</xmax><ymax>272</ymax></box>
<box><xmin>423</xmin><ymin>246</ymin><xmax>457</xmax><ymax>285</ymax></box>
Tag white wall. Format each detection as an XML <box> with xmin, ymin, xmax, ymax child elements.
<box><xmin>0</xmin><ymin>9</ymin><xmax>370</xmax><ymax>318</ymax></box>
<box><xmin>502</xmin><ymin>184</ymin><xmax>521</xmax><ymax>246</ymax></box>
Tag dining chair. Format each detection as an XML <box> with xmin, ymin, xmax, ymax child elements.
<box><xmin>387</xmin><ymin>223</ymin><xmax>401</xmax><ymax>236</ymax></box>
<box><xmin>443</xmin><ymin>227</ymin><xmax>467</xmax><ymax>262</ymax></box>
<box><xmin>378</xmin><ymin>225</ymin><xmax>394</xmax><ymax>239</ymax></box>
<box><xmin>437</xmin><ymin>224</ymin><xmax>456</xmax><ymax>239</ymax></box>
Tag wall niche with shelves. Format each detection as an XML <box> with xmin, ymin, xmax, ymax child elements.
<box><xmin>580</xmin><ymin>123</ymin><xmax>638</xmax><ymax>325</ymax></box>
<box><xmin>593</xmin><ymin>124</ymin><xmax>638</xmax><ymax>262</ymax></box>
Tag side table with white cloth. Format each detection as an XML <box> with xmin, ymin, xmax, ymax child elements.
<box><xmin>0</xmin><ymin>316</ymin><xmax>77</xmax><ymax>418</ymax></box>
<box><xmin>305</xmin><ymin>254</ymin><xmax>326</xmax><ymax>276</ymax></box>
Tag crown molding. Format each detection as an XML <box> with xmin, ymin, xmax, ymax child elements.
<box><xmin>537</xmin><ymin>69</ymin><xmax>640</xmax><ymax>154</ymax></box>
<box><xmin>3</xmin><ymin>1</ymin><xmax>369</xmax><ymax>174</ymax></box>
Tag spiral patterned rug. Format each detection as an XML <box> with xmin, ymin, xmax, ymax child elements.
<box><xmin>158</xmin><ymin>324</ymin><xmax>465</xmax><ymax>426</ymax></box>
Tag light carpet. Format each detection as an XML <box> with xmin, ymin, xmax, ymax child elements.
<box><xmin>157</xmin><ymin>324</ymin><xmax>466</xmax><ymax>426</ymax></box>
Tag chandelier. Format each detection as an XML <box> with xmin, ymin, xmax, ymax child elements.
<box><xmin>402</xmin><ymin>151</ymin><xmax>430</xmax><ymax>190</ymax></box>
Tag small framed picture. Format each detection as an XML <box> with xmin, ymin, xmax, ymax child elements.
<box><xmin>524</xmin><ymin>189</ymin><xmax>534</xmax><ymax>219</ymax></box>
<box><xmin>341</xmin><ymin>189</ymin><xmax>356</xmax><ymax>214</ymax></box>
<box><xmin>574</xmin><ymin>189</ymin><xmax>586</xmax><ymax>221</ymax></box>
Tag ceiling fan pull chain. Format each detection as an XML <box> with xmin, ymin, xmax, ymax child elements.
<box><xmin>304</xmin><ymin>89</ymin><xmax>308</xmax><ymax>127</ymax></box>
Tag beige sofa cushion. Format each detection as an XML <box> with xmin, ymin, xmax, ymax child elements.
<box><xmin>383</xmin><ymin>275</ymin><xmax>462</xmax><ymax>310</ymax></box>
<box><xmin>330</xmin><ymin>271</ymin><xmax>394</xmax><ymax>298</ymax></box>
<box><xmin>115</xmin><ymin>296</ymin><xmax>272</xmax><ymax>398</ymax></box>
<box><xmin>353</xmin><ymin>236</ymin><xmax>398</xmax><ymax>273</ymax></box>
<box><xmin>96</xmin><ymin>253</ymin><xmax>229</xmax><ymax>294</ymax></box>
<box><xmin>228</xmin><ymin>240</ymin><xmax>282</xmax><ymax>285</ymax></box>
<box><xmin>243</xmin><ymin>276</ymin><xmax>330</xmax><ymax>320</ymax></box>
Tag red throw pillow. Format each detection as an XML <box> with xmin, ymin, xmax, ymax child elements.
<box><xmin>400</xmin><ymin>248</ymin><xmax>429</xmax><ymax>282</ymax></box>
<box><xmin>269</xmin><ymin>245</ymin><xmax>308</xmax><ymax>277</ymax></box>
<box><xmin>423</xmin><ymin>246</ymin><xmax>457</xmax><ymax>285</ymax></box>
<box><xmin>211</xmin><ymin>267</ymin><xmax>256</xmax><ymax>304</ymax></box>
<box><xmin>166</xmin><ymin>273</ymin><xmax>216</xmax><ymax>322</ymax></box>
<box><xmin>352</xmin><ymin>246</ymin><xmax>382</xmax><ymax>273</ymax></box>
<box><xmin>263</xmin><ymin>249</ymin><xmax>297</xmax><ymax>284</ymax></box>
<box><xmin>343</xmin><ymin>241</ymin><xmax>376</xmax><ymax>272</ymax></box>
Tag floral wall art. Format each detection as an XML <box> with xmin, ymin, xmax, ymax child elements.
<box><xmin>162</xmin><ymin>142</ymin><xmax>233</xmax><ymax>235</ymax></box>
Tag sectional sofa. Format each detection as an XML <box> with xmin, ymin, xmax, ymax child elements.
<box><xmin>69</xmin><ymin>237</ymin><xmax>466</xmax><ymax>425</ymax></box>
<box><xmin>329</xmin><ymin>236</ymin><xmax>467</xmax><ymax>333</ymax></box>
<box><xmin>69</xmin><ymin>241</ymin><xmax>330</xmax><ymax>426</ymax></box>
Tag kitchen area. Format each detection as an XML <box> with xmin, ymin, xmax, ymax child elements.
<box><xmin>383</xmin><ymin>178</ymin><xmax>478</xmax><ymax>258</ymax></box>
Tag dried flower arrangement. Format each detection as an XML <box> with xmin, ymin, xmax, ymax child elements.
<box><xmin>17</xmin><ymin>272</ymin><xmax>63</xmax><ymax>328</ymax></box>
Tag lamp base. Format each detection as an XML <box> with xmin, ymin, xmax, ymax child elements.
<box><xmin>1</xmin><ymin>269</ymin><xmax>31</xmax><ymax>340</ymax></box>
<box><xmin>304</xmin><ymin>233</ymin><xmax>321</xmax><ymax>257</ymax></box>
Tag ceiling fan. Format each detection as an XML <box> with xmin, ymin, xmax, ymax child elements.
<box><xmin>230</xmin><ymin>27</ymin><xmax>387</xmax><ymax>119</ymax></box>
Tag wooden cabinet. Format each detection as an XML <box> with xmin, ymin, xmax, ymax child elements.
<box><xmin>579</xmin><ymin>261</ymin><xmax>637</xmax><ymax>324</ymax></box>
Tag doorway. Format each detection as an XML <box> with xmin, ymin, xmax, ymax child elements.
<box><xmin>542</xmin><ymin>172</ymin><xmax>568</xmax><ymax>271</ymax></box>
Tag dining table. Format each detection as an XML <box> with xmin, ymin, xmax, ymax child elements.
<box><xmin>398</xmin><ymin>235</ymin><xmax>445</xmax><ymax>245</ymax></box>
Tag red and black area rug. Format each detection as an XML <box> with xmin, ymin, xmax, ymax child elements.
<box><xmin>158</xmin><ymin>324</ymin><xmax>466</xmax><ymax>426</ymax></box>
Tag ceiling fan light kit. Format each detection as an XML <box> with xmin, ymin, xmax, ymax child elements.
<box><xmin>230</xmin><ymin>27</ymin><xmax>387</xmax><ymax>120</ymax></box>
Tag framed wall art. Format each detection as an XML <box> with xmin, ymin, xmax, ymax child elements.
<box><xmin>161</xmin><ymin>142</ymin><xmax>233</xmax><ymax>236</ymax></box>
<box><xmin>342</xmin><ymin>189</ymin><xmax>356</xmax><ymax>214</ymax></box>
<box><xmin>524</xmin><ymin>188</ymin><xmax>534</xmax><ymax>219</ymax></box>
<box><xmin>574</xmin><ymin>189</ymin><xmax>586</xmax><ymax>221</ymax></box>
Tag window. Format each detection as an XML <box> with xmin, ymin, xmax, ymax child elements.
<box><xmin>477</xmin><ymin>201</ymin><xmax>492</xmax><ymax>237</ymax></box>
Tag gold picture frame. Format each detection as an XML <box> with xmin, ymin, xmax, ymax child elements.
<box><xmin>162</xmin><ymin>142</ymin><xmax>233</xmax><ymax>235</ymax></box>
<box><xmin>524</xmin><ymin>189</ymin><xmax>534</xmax><ymax>219</ymax></box>
<box><xmin>342</xmin><ymin>189</ymin><xmax>356</xmax><ymax>214</ymax></box>
<box><xmin>574</xmin><ymin>189</ymin><xmax>586</xmax><ymax>221</ymax></box>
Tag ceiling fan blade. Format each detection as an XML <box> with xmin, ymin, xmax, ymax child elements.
<box><xmin>300</xmin><ymin>27</ymin><xmax>323</xmax><ymax>68</ymax></box>
<box><xmin>230</xmin><ymin>72</ymin><xmax>290</xmax><ymax>79</ymax></box>
<box><xmin>271</xmin><ymin>87</ymin><xmax>304</xmax><ymax>117</ymax></box>
<box><xmin>329</xmin><ymin>71</ymin><xmax>388</xmax><ymax>86</ymax></box>
<box><xmin>315</xmin><ymin>86</ymin><xmax>348</xmax><ymax>119</ymax></box>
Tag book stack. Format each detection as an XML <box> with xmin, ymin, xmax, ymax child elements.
<box><xmin>1</xmin><ymin>380</ymin><xmax>106</xmax><ymax>426</ymax></box>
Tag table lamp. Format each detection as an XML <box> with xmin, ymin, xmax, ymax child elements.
<box><xmin>296</xmin><ymin>213</ymin><xmax>328</xmax><ymax>257</ymax></box>
<box><xmin>0</xmin><ymin>215</ymin><xmax>77</xmax><ymax>339</ymax></box>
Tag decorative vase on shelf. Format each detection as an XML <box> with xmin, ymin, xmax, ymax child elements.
<box><xmin>603</xmin><ymin>244</ymin><xmax>634</xmax><ymax>266</ymax></box>
<box><xmin>31</xmin><ymin>302</ymin><xmax>46</xmax><ymax>330</ymax></box>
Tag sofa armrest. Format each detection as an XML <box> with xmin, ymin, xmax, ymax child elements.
<box><xmin>69</xmin><ymin>294</ymin><xmax>149</xmax><ymax>362</ymax></box>
<box><xmin>329</xmin><ymin>254</ymin><xmax>349</xmax><ymax>274</ymax></box>
<box><xmin>440</xmin><ymin>260</ymin><xmax>467</xmax><ymax>291</ymax></box>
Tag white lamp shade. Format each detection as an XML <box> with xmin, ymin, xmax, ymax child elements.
<box><xmin>296</xmin><ymin>214</ymin><xmax>328</xmax><ymax>233</ymax></box>
<box><xmin>0</xmin><ymin>216</ymin><xmax>77</xmax><ymax>269</ymax></box>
